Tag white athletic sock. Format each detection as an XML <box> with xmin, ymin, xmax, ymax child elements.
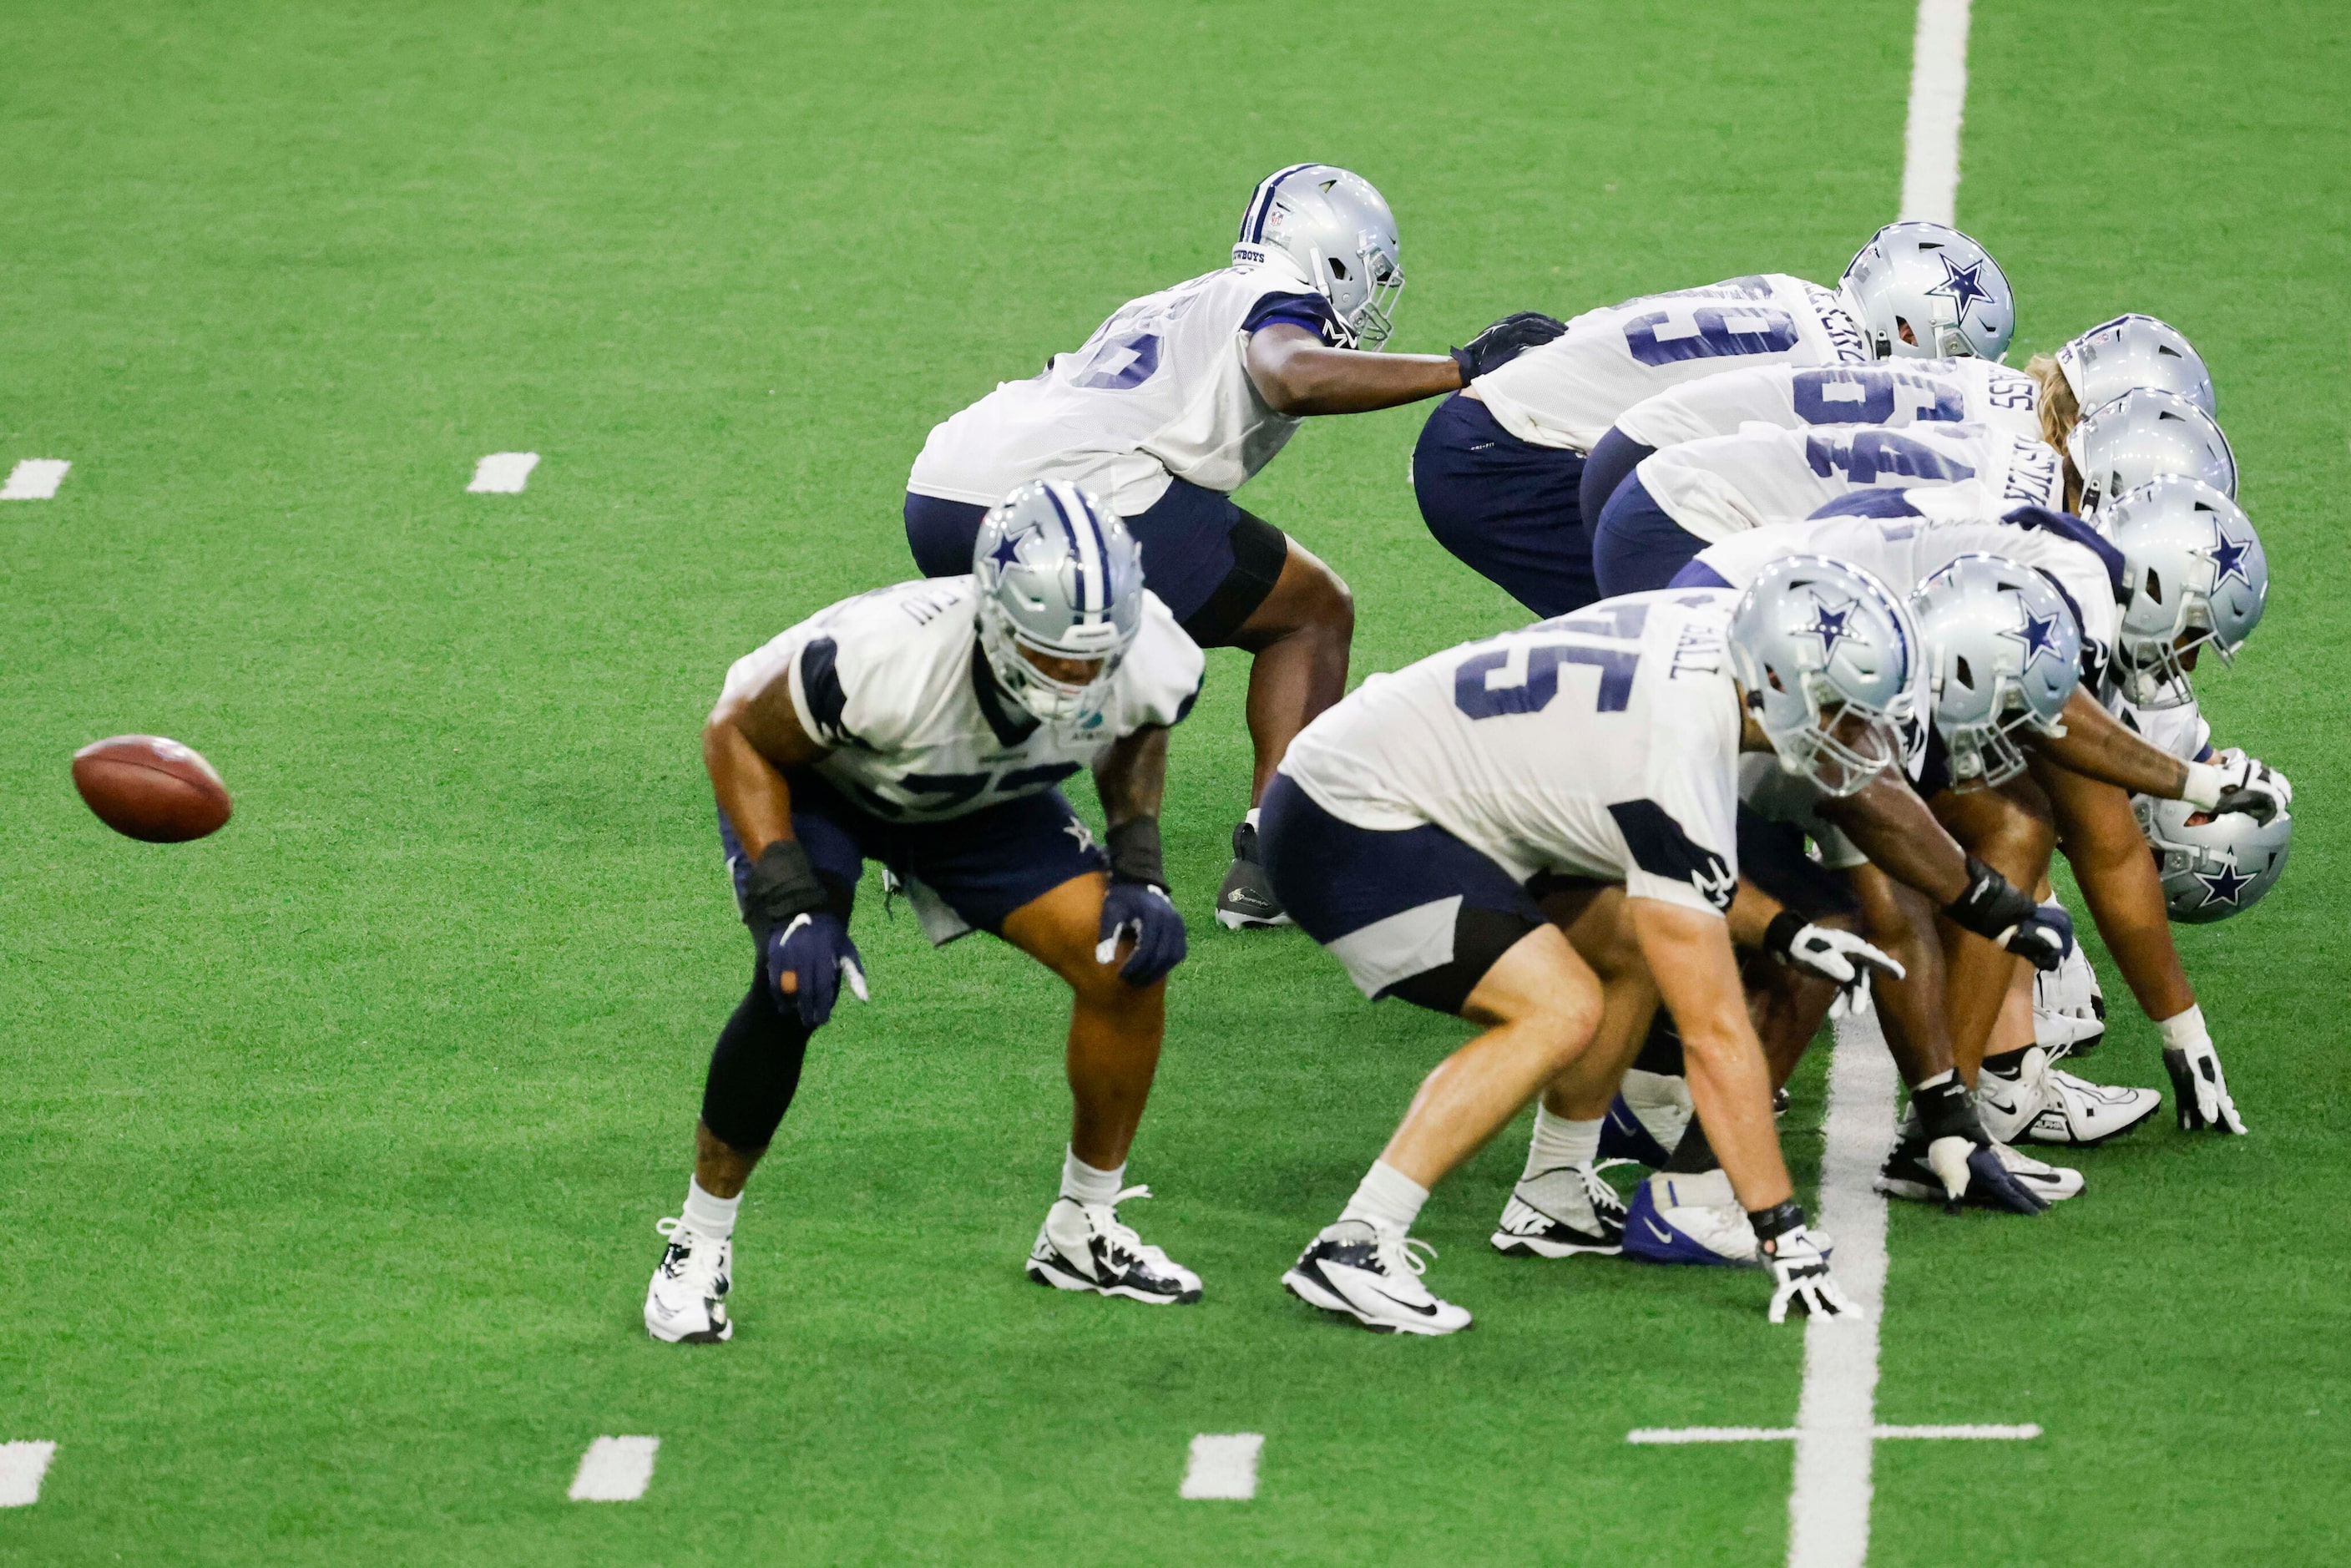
<box><xmin>1338</xmin><ymin>1160</ymin><xmax>1428</xmax><ymax>1236</ymax></box>
<box><xmin>681</xmin><ymin>1177</ymin><xmax>740</xmax><ymax>1243</ymax></box>
<box><xmin>2156</xmin><ymin>1004</ymin><xmax>2210</xmax><ymax>1052</ymax></box>
<box><xmin>1520</xmin><ymin>1107</ymin><xmax>1602</xmax><ymax>1181</ymax></box>
<box><xmin>1061</xmin><ymin>1147</ymin><xmax>1125</xmax><ymax>1207</ymax></box>
<box><xmin>1244</xmin><ymin>807</ymin><xmax>1262</xmax><ymax>830</ymax></box>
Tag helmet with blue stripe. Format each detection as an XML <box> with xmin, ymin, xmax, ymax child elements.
<box><xmin>1728</xmin><ymin>556</ymin><xmax>1920</xmax><ymax>797</ymax></box>
<box><xmin>2103</xmin><ymin>476</ymin><xmax>2267</xmax><ymax>707</ymax></box>
<box><xmin>2133</xmin><ymin>787</ymin><xmax>2292</xmax><ymax>923</ymax></box>
<box><xmin>1233</xmin><ymin>164</ymin><xmax>1404</xmax><ymax>349</ymax></box>
<box><xmin>973</xmin><ymin>481</ymin><xmax>1145</xmax><ymax>725</ymax></box>
<box><xmin>1840</xmin><ymin>221</ymin><xmax>2015</xmax><ymax>362</ymax></box>
<box><xmin>2066</xmin><ymin>387</ymin><xmax>2237</xmax><ymax>516</ymax></box>
<box><xmin>2055</xmin><ymin>314</ymin><xmax>2215</xmax><ymax>418</ymax></box>
<box><xmin>1908</xmin><ymin>554</ymin><xmax>2083</xmax><ymax>789</ymax></box>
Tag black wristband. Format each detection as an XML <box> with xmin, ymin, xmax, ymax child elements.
<box><xmin>1105</xmin><ymin>817</ymin><xmax>1166</xmax><ymax>891</ymax></box>
<box><xmin>1762</xmin><ymin>908</ymin><xmax>1808</xmax><ymax>963</ymax></box>
<box><xmin>1449</xmin><ymin>344</ymin><xmax>1479</xmax><ymax>383</ymax></box>
<box><xmin>1942</xmin><ymin>854</ymin><xmax>2035</xmax><ymax>941</ymax></box>
<box><xmin>1747</xmin><ymin>1199</ymin><xmax>1806</xmax><ymax>1245</ymax></box>
<box><xmin>1912</xmin><ymin>1075</ymin><xmax>1984</xmax><ymax>1146</ymax></box>
<box><xmin>741</xmin><ymin>839</ymin><xmax>831</xmax><ymax>943</ymax></box>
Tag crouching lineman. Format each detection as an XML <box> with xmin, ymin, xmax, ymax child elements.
<box><xmin>1254</xmin><ymin>559</ymin><xmax>1923</xmax><ymax>1333</ymax></box>
<box><xmin>908</xmin><ymin>164</ymin><xmax>1562</xmax><ymax>929</ymax></box>
<box><xmin>645</xmin><ymin>483</ymin><xmax>1206</xmax><ymax>1343</ymax></box>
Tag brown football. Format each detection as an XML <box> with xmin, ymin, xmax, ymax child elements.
<box><xmin>71</xmin><ymin>735</ymin><xmax>234</xmax><ymax>842</ymax></box>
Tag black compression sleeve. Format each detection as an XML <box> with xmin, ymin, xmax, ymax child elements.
<box><xmin>1942</xmin><ymin>854</ymin><xmax>2036</xmax><ymax>941</ymax></box>
<box><xmin>1105</xmin><ymin>817</ymin><xmax>1166</xmax><ymax>890</ymax></box>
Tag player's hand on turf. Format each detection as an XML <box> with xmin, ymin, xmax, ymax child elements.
<box><xmin>766</xmin><ymin>912</ymin><xmax>869</xmax><ymax>1029</ymax></box>
<box><xmin>1449</xmin><ymin>311</ymin><xmax>1567</xmax><ymax>382</ymax></box>
<box><xmin>1762</xmin><ymin>1225</ymin><xmax>1856</xmax><ymax>1323</ymax></box>
<box><xmin>2165</xmin><ymin>1037</ymin><xmax>2248</xmax><ymax>1135</ymax></box>
<box><xmin>1997</xmin><ymin>901</ymin><xmax>2073</xmax><ymax>973</ymax></box>
<box><xmin>1925</xmin><ymin>1136</ymin><xmax>2049</xmax><ymax>1214</ymax></box>
<box><xmin>2211</xmin><ymin>749</ymin><xmax>2291</xmax><ymax>825</ymax></box>
<box><xmin>1096</xmin><ymin>882</ymin><xmax>1186</xmax><ymax>986</ymax></box>
<box><xmin>1770</xmin><ymin>918</ymin><xmax>1905</xmax><ymax>1019</ymax></box>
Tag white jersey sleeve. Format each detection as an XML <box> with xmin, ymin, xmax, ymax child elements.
<box><xmin>1637</xmin><ymin>422</ymin><xmax>2067</xmax><ymax>545</ymax></box>
<box><xmin>907</xmin><ymin>261</ymin><xmax>1344</xmax><ymax>514</ymax></box>
<box><xmin>1614</xmin><ymin>358</ymin><xmax>2044</xmax><ymax>449</ymax></box>
<box><xmin>718</xmin><ymin>579</ymin><xmax>1204</xmax><ymax>823</ymax></box>
<box><xmin>1470</xmin><ymin>274</ymin><xmax>1870</xmax><ymax>453</ymax></box>
<box><xmin>1277</xmin><ymin>592</ymin><xmax>1743</xmax><ymax>915</ymax></box>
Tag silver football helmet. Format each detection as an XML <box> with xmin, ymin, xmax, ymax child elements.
<box><xmin>2104</xmin><ymin>477</ymin><xmax>2267</xmax><ymax>707</ymax></box>
<box><xmin>1233</xmin><ymin>164</ymin><xmax>1404</xmax><ymax>349</ymax></box>
<box><xmin>1908</xmin><ymin>554</ymin><xmax>2082</xmax><ymax>789</ymax></box>
<box><xmin>972</xmin><ymin>480</ymin><xmax>1143</xmax><ymax>726</ymax></box>
<box><xmin>2055</xmin><ymin>315</ymin><xmax>2215</xmax><ymax>417</ymax></box>
<box><xmin>1839</xmin><ymin>222</ymin><xmax>2015</xmax><ymax>362</ymax></box>
<box><xmin>2133</xmin><ymin>791</ymin><xmax>2292</xmax><ymax>923</ymax></box>
<box><xmin>2066</xmin><ymin>387</ymin><xmax>2237</xmax><ymax>514</ymax></box>
<box><xmin>1728</xmin><ymin>556</ymin><xmax>1919</xmax><ymax>797</ymax></box>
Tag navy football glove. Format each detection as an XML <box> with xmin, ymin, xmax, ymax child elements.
<box><xmin>1944</xmin><ymin>857</ymin><xmax>2073</xmax><ymax>973</ymax></box>
<box><xmin>1450</xmin><ymin>311</ymin><xmax>1567</xmax><ymax>382</ymax></box>
<box><xmin>765</xmin><ymin>912</ymin><xmax>868</xmax><ymax>1029</ymax></box>
<box><xmin>1096</xmin><ymin>817</ymin><xmax>1186</xmax><ymax>986</ymax></box>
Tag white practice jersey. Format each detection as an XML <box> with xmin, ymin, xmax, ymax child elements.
<box><xmin>1636</xmin><ymin>422</ymin><xmax>2066</xmax><ymax>547</ymax></box>
<box><xmin>719</xmin><ymin>578</ymin><xmax>1204</xmax><ymax>823</ymax></box>
<box><xmin>1280</xmin><ymin>591</ymin><xmax>1744</xmax><ymax>917</ymax></box>
<box><xmin>1471</xmin><ymin>274</ymin><xmax>1870</xmax><ymax>453</ymax></box>
<box><xmin>907</xmin><ymin>260</ymin><xmax>1345</xmax><ymax>515</ymax></box>
<box><xmin>1614</xmin><ymin>358</ymin><xmax>2043</xmax><ymax>450</ymax></box>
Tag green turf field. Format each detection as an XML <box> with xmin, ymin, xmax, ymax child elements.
<box><xmin>5</xmin><ymin>2</ymin><xmax>2349</xmax><ymax>1562</ymax></box>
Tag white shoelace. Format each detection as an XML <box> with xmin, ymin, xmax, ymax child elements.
<box><xmin>653</xmin><ymin>1216</ymin><xmax>726</xmax><ymax>1287</ymax></box>
<box><xmin>1089</xmin><ymin>1186</ymin><xmax>1173</xmax><ymax>1266</ymax></box>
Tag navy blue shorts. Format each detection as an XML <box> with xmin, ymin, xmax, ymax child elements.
<box><xmin>1258</xmin><ymin>773</ymin><xmax>1545</xmax><ymax>1014</ymax></box>
<box><xmin>1578</xmin><ymin>427</ymin><xmax>1657</xmax><ymax>540</ymax></box>
<box><xmin>904</xmin><ymin>478</ymin><xmax>1287</xmax><ymax>644</ymax></box>
<box><xmin>1591</xmin><ymin>473</ymin><xmax>1711</xmax><ymax>598</ymax></box>
<box><xmin>720</xmin><ymin>772</ymin><xmax>1105</xmax><ymax>943</ymax></box>
<box><xmin>1411</xmin><ymin>392</ymin><xmax>1600</xmax><ymax>618</ymax></box>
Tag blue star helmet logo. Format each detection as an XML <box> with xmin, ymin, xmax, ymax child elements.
<box><xmin>1805</xmin><ymin>596</ymin><xmax>1859</xmax><ymax>660</ymax></box>
<box><xmin>1926</xmin><ymin>254</ymin><xmax>1995</xmax><ymax>318</ymax></box>
<box><xmin>2207</xmin><ymin>528</ymin><xmax>2253</xmax><ymax>590</ymax></box>
<box><xmin>2193</xmin><ymin>860</ymin><xmax>2253</xmax><ymax>908</ymax></box>
<box><xmin>2008</xmin><ymin>604</ymin><xmax>2066</xmax><ymax>671</ymax></box>
<box><xmin>988</xmin><ymin>529</ymin><xmax>1027</xmax><ymax>572</ymax></box>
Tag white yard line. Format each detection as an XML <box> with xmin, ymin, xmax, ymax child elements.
<box><xmin>1631</xmin><ymin>1424</ymin><xmax>2040</xmax><ymax>1446</ymax></box>
<box><xmin>1898</xmin><ymin>0</ymin><xmax>1973</xmax><ymax>227</ymax></box>
<box><xmin>1178</xmin><ymin>1433</ymin><xmax>1264</xmax><ymax>1500</ymax></box>
<box><xmin>568</xmin><ymin>1435</ymin><xmax>658</xmax><ymax>1501</ymax></box>
<box><xmin>0</xmin><ymin>460</ymin><xmax>71</xmax><ymax>500</ymax></box>
<box><xmin>0</xmin><ymin>1442</ymin><xmax>57</xmax><ymax>1507</ymax></box>
<box><xmin>467</xmin><ymin>452</ymin><xmax>540</xmax><ymax>493</ymax></box>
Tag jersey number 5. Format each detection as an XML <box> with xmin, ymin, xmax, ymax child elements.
<box><xmin>1454</xmin><ymin>642</ymin><xmax>1640</xmax><ymax>720</ymax></box>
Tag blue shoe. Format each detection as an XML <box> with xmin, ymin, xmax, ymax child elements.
<box><xmin>1621</xmin><ymin>1172</ymin><xmax>1761</xmax><ymax>1267</ymax></box>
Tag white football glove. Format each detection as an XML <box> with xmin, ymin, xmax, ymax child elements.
<box><xmin>2164</xmin><ymin>1037</ymin><xmax>2247</xmax><ymax>1135</ymax></box>
<box><xmin>1762</xmin><ymin>1223</ymin><xmax>1857</xmax><ymax>1323</ymax></box>
<box><xmin>1775</xmin><ymin>923</ymin><xmax>1906</xmax><ymax>1019</ymax></box>
<box><xmin>2187</xmin><ymin>749</ymin><xmax>2291</xmax><ymax>825</ymax></box>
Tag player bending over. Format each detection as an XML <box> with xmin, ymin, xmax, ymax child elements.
<box><xmin>1412</xmin><ymin>221</ymin><xmax>2014</xmax><ymax>617</ymax></box>
<box><xmin>645</xmin><ymin>483</ymin><xmax>1206</xmax><ymax>1344</ymax></box>
<box><xmin>905</xmin><ymin>164</ymin><xmax>1556</xmax><ymax>930</ymax></box>
<box><xmin>1256</xmin><ymin>559</ymin><xmax>1919</xmax><ymax>1333</ymax></box>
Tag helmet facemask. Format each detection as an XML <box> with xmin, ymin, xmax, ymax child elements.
<box><xmin>977</xmin><ymin>602</ymin><xmax>1124</xmax><ymax>726</ymax></box>
<box><xmin>970</xmin><ymin>480</ymin><xmax>1145</xmax><ymax>728</ymax></box>
<box><xmin>1762</xmin><ymin>674</ymin><xmax>1909</xmax><ymax>797</ymax></box>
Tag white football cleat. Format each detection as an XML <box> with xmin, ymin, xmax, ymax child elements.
<box><xmin>2032</xmin><ymin>911</ymin><xmax>2106</xmax><ymax>1055</ymax></box>
<box><xmin>1283</xmin><ymin>1221</ymin><xmax>1472</xmax><ymax>1336</ymax></box>
<box><xmin>1621</xmin><ymin>1170</ymin><xmax>1763</xmax><ymax>1266</ymax></box>
<box><xmin>1491</xmin><ymin>1161</ymin><xmax>1627</xmax><ymax>1258</ymax></box>
<box><xmin>645</xmin><ymin>1216</ymin><xmax>733</xmax><ymax>1344</ymax></box>
<box><xmin>1979</xmin><ymin>1047</ymin><xmax>2161</xmax><ymax>1147</ymax></box>
<box><xmin>1026</xmin><ymin>1186</ymin><xmax>1201</xmax><ymax>1305</ymax></box>
<box><xmin>1990</xmin><ymin>1141</ymin><xmax>2083</xmax><ymax>1202</ymax></box>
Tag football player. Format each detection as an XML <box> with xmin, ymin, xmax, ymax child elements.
<box><xmin>1412</xmin><ymin>221</ymin><xmax>2013</xmax><ymax>618</ymax></box>
<box><xmin>1254</xmin><ymin>559</ymin><xmax>1925</xmax><ymax>1333</ymax></box>
<box><xmin>905</xmin><ymin>164</ymin><xmax>1559</xmax><ymax>931</ymax></box>
<box><xmin>644</xmin><ymin>483</ymin><xmax>1206</xmax><ymax>1344</ymax></box>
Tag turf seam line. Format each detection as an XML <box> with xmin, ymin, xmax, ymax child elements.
<box><xmin>0</xmin><ymin>1441</ymin><xmax>58</xmax><ymax>1507</ymax></box>
<box><xmin>568</xmin><ymin>1434</ymin><xmax>659</xmax><ymax>1501</ymax></box>
<box><xmin>0</xmin><ymin>459</ymin><xmax>70</xmax><ymax>500</ymax></box>
<box><xmin>1178</xmin><ymin>1433</ymin><xmax>1263</xmax><ymax>1500</ymax></box>
<box><xmin>467</xmin><ymin>452</ymin><xmax>541</xmax><ymax>493</ymax></box>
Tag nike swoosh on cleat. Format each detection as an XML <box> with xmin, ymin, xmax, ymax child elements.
<box><xmin>1643</xmin><ymin>1219</ymin><xmax>1673</xmax><ymax>1243</ymax></box>
<box><xmin>1364</xmin><ymin>1284</ymin><xmax>1440</xmax><ymax>1317</ymax></box>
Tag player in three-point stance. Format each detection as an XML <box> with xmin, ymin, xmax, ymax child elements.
<box><xmin>906</xmin><ymin>163</ymin><xmax>1562</xmax><ymax>930</ymax></box>
<box><xmin>645</xmin><ymin>482</ymin><xmax>1206</xmax><ymax>1343</ymax></box>
<box><xmin>1259</xmin><ymin>560</ymin><xmax>1923</xmax><ymax>1332</ymax></box>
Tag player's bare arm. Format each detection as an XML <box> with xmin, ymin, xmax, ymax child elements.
<box><xmin>1093</xmin><ymin>724</ymin><xmax>1169</xmax><ymax>827</ymax></box>
<box><xmin>1243</xmin><ymin>321</ymin><xmax>1461</xmax><ymax>415</ymax></box>
<box><xmin>704</xmin><ymin>668</ymin><xmax>829</xmax><ymax>858</ymax></box>
<box><xmin>1632</xmin><ymin>898</ymin><xmax>1792</xmax><ymax>1212</ymax></box>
